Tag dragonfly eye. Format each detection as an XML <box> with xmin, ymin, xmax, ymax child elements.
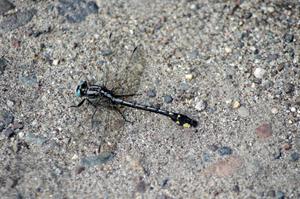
<box><xmin>75</xmin><ymin>80</ymin><xmax>88</xmax><ymax>97</ymax></box>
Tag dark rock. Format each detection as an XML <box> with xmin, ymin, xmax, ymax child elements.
<box><xmin>284</xmin><ymin>83</ymin><xmax>294</xmax><ymax>94</ymax></box>
<box><xmin>0</xmin><ymin>9</ymin><xmax>37</xmax><ymax>32</ymax></box>
<box><xmin>100</xmin><ymin>49</ymin><xmax>113</xmax><ymax>56</ymax></box>
<box><xmin>57</xmin><ymin>0</ymin><xmax>99</xmax><ymax>23</ymax></box>
<box><xmin>232</xmin><ymin>185</ymin><xmax>240</xmax><ymax>193</ymax></box>
<box><xmin>187</xmin><ymin>49</ymin><xmax>199</xmax><ymax>60</ymax></box>
<box><xmin>255</xmin><ymin>123</ymin><xmax>272</xmax><ymax>139</ymax></box>
<box><xmin>290</xmin><ymin>152</ymin><xmax>299</xmax><ymax>161</ymax></box>
<box><xmin>0</xmin><ymin>57</ymin><xmax>7</xmax><ymax>75</ymax></box>
<box><xmin>18</xmin><ymin>71</ymin><xmax>38</xmax><ymax>86</ymax></box>
<box><xmin>163</xmin><ymin>95</ymin><xmax>173</xmax><ymax>103</ymax></box>
<box><xmin>147</xmin><ymin>89</ymin><xmax>156</xmax><ymax>98</ymax></box>
<box><xmin>0</xmin><ymin>110</ymin><xmax>14</xmax><ymax>127</ymax></box>
<box><xmin>3</xmin><ymin>127</ymin><xmax>15</xmax><ymax>138</ymax></box>
<box><xmin>267</xmin><ymin>190</ymin><xmax>276</xmax><ymax>197</ymax></box>
<box><xmin>218</xmin><ymin>146</ymin><xmax>233</xmax><ymax>156</ymax></box>
<box><xmin>244</xmin><ymin>12</ymin><xmax>252</xmax><ymax>19</ymax></box>
<box><xmin>283</xmin><ymin>33</ymin><xmax>294</xmax><ymax>43</ymax></box>
<box><xmin>80</xmin><ymin>152</ymin><xmax>113</xmax><ymax>167</ymax></box>
<box><xmin>0</xmin><ymin>0</ymin><xmax>15</xmax><ymax>15</ymax></box>
<box><xmin>24</xmin><ymin>132</ymin><xmax>47</xmax><ymax>145</ymax></box>
<box><xmin>276</xmin><ymin>191</ymin><xmax>285</xmax><ymax>199</ymax></box>
<box><xmin>208</xmin><ymin>144</ymin><xmax>218</xmax><ymax>152</ymax></box>
<box><xmin>136</xmin><ymin>178</ymin><xmax>146</xmax><ymax>193</ymax></box>
<box><xmin>161</xmin><ymin>178</ymin><xmax>169</xmax><ymax>188</ymax></box>
<box><xmin>12</xmin><ymin>122</ymin><xmax>24</xmax><ymax>131</ymax></box>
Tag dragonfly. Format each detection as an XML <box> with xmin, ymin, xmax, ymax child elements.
<box><xmin>71</xmin><ymin>34</ymin><xmax>197</xmax><ymax>153</ymax></box>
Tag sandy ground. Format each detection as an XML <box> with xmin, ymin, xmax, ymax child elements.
<box><xmin>0</xmin><ymin>0</ymin><xmax>299</xmax><ymax>198</ymax></box>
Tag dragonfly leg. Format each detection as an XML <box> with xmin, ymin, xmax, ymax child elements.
<box><xmin>70</xmin><ymin>99</ymin><xmax>86</xmax><ymax>108</ymax></box>
<box><xmin>114</xmin><ymin>107</ymin><xmax>133</xmax><ymax>124</ymax></box>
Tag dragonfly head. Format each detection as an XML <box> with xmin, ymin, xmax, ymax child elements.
<box><xmin>75</xmin><ymin>80</ymin><xmax>88</xmax><ymax>97</ymax></box>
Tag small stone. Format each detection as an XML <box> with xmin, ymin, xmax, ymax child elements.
<box><xmin>267</xmin><ymin>6</ymin><xmax>275</xmax><ymax>13</ymax></box>
<box><xmin>244</xmin><ymin>12</ymin><xmax>252</xmax><ymax>19</ymax></box>
<box><xmin>52</xmin><ymin>59</ymin><xmax>60</xmax><ymax>66</ymax></box>
<box><xmin>185</xmin><ymin>74</ymin><xmax>193</xmax><ymax>80</ymax></box>
<box><xmin>283</xmin><ymin>33</ymin><xmax>294</xmax><ymax>43</ymax></box>
<box><xmin>136</xmin><ymin>179</ymin><xmax>146</xmax><ymax>193</ymax></box>
<box><xmin>290</xmin><ymin>152</ymin><xmax>299</xmax><ymax>161</ymax></box>
<box><xmin>284</xmin><ymin>83</ymin><xmax>294</xmax><ymax>94</ymax></box>
<box><xmin>218</xmin><ymin>146</ymin><xmax>233</xmax><ymax>156</ymax></box>
<box><xmin>255</xmin><ymin>123</ymin><xmax>272</xmax><ymax>139</ymax></box>
<box><xmin>147</xmin><ymin>89</ymin><xmax>156</xmax><ymax>98</ymax></box>
<box><xmin>208</xmin><ymin>144</ymin><xmax>218</xmax><ymax>152</ymax></box>
<box><xmin>267</xmin><ymin>190</ymin><xmax>276</xmax><ymax>197</ymax></box>
<box><xmin>0</xmin><ymin>0</ymin><xmax>15</xmax><ymax>15</ymax></box>
<box><xmin>232</xmin><ymin>101</ymin><xmax>240</xmax><ymax>109</ymax></box>
<box><xmin>163</xmin><ymin>95</ymin><xmax>173</xmax><ymax>103</ymax></box>
<box><xmin>295</xmin><ymin>96</ymin><xmax>300</xmax><ymax>106</ymax></box>
<box><xmin>0</xmin><ymin>110</ymin><xmax>14</xmax><ymax>127</ymax></box>
<box><xmin>187</xmin><ymin>49</ymin><xmax>199</xmax><ymax>60</ymax></box>
<box><xmin>238</xmin><ymin>106</ymin><xmax>249</xmax><ymax>117</ymax></box>
<box><xmin>290</xmin><ymin>107</ymin><xmax>296</xmax><ymax>112</ymax></box>
<box><xmin>281</xmin><ymin>143</ymin><xmax>291</xmax><ymax>151</ymax></box>
<box><xmin>80</xmin><ymin>152</ymin><xmax>113</xmax><ymax>167</ymax></box>
<box><xmin>0</xmin><ymin>58</ymin><xmax>7</xmax><ymax>75</ymax></box>
<box><xmin>7</xmin><ymin>100</ymin><xmax>14</xmax><ymax>108</ymax></box>
<box><xmin>232</xmin><ymin>185</ymin><xmax>240</xmax><ymax>193</ymax></box>
<box><xmin>271</xmin><ymin>108</ymin><xmax>278</xmax><ymax>114</ymax></box>
<box><xmin>224</xmin><ymin>47</ymin><xmax>232</xmax><ymax>53</ymax></box>
<box><xmin>253</xmin><ymin>68</ymin><xmax>266</xmax><ymax>79</ymax></box>
<box><xmin>0</xmin><ymin>9</ymin><xmax>37</xmax><ymax>32</ymax></box>
<box><xmin>101</xmin><ymin>49</ymin><xmax>113</xmax><ymax>56</ymax></box>
<box><xmin>3</xmin><ymin>127</ymin><xmax>15</xmax><ymax>138</ymax></box>
<box><xmin>75</xmin><ymin>166</ymin><xmax>85</xmax><ymax>174</ymax></box>
<box><xmin>276</xmin><ymin>191</ymin><xmax>285</xmax><ymax>199</ymax></box>
<box><xmin>195</xmin><ymin>100</ymin><xmax>207</xmax><ymax>112</ymax></box>
<box><xmin>12</xmin><ymin>122</ymin><xmax>24</xmax><ymax>131</ymax></box>
<box><xmin>204</xmin><ymin>156</ymin><xmax>243</xmax><ymax>177</ymax></box>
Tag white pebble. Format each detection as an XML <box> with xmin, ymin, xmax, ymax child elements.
<box><xmin>291</xmin><ymin>107</ymin><xmax>296</xmax><ymax>112</ymax></box>
<box><xmin>253</xmin><ymin>68</ymin><xmax>266</xmax><ymax>79</ymax></box>
<box><xmin>271</xmin><ymin>108</ymin><xmax>278</xmax><ymax>114</ymax></box>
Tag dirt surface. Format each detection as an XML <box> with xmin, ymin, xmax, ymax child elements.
<box><xmin>0</xmin><ymin>0</ymin><xmax>299</xmax><ymax>198</ymax></box>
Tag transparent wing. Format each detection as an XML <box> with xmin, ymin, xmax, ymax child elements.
<box><xmin>89</xmin><ymin>33</ymin><xmax>146</xmax><ymax>154</ymax></box>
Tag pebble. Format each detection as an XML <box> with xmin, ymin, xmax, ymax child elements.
<box><xmin>147</xmin><ymin>89</ymin><xmax>156</xmax><ymax>98</ymax></box>
<box><xmin>290</xmin><ymin>107</ymin><xmax>296</xmax><ymax>112</ymax></box>
<box><xmin>283</xmin><ymin>33</ymin><xmax>294</xmax><ymax>43</ymax></box>
<box><xmin>3</xmin><ymin>127</ymin><xmax>15</xmax><ymax>138</ymax></box>
<box><xmin>0</xmin><ymin>110</ymin><xmax>14</xmax><ymax>127</ymax></box>
<box><xmin>271</xmin><ymin>108</ymin><xmax>278</xmax><ymax>114</ymax></box>
<box><xmin>218</xmin><ymin>146</ymin><xmax>233</xmax><ymax>156</ymax></box>
<box><xmin>80</xmin><ymin>152</ymin><xmax>113</xmax><ymax>167</ymax></box>
<box><xmin>238</xmin><ymin>106</ymin><xmax>249</xmax><ymax>117</ymax></box>
<box><xmin>255</xmin><ymin>123</ymin><xmax>272</xmax><ymax>139</ymax></box>
<box><xmin>56</xmin><ymin>0</ymin><xmax>99</xmax><ymax>23</ymax></box>
<box><xmin>0</xmin><ymin>58</ymin><xmax>7</xmax><ymax>75</ymax></box>
<box><xmin>284</xmin><ymin>83</ymin><xmax>294</xmax><ymax>94</ymax></box>
<box><xmin>19</xmin><ymin>71</ymin><xmax>38</xmax><ymax>86</ymax></box>
<box><xmin>101</xmin><ymin>49</ymin><xmax>113</xmax><ymax>56</ymax></box>
<box><xmin>185</xmin><ymin>74</ymin><xmax>193</xmax><ymax>80</ymax></box>
<box><xmin>24</xmin><ymin>132</ymin><xmax>47</xmax><ymax>145</ymax></box>
<box><xmin>187</xmin><ymin>49</ymin><xmax>199</xmax><ymax>60</ymax></box>
<box><xmin>52</xmin><ymin>59</ymin><xmax>60</xmax><ymax>66</ymax></box>
<box><xmin>276</xmin><ymin>191</ymin><xmax>285</xmax><ymax>199</ymax></box>
<box><xmin>253</xmin><ymin>68</ymin><xmax>266</xmax><ymax>79</ymax></box>
<box><xmin>0</xmin><ymin>9</ymin><xmax>37</xmax><ymax>32</ymax></box>
<box><xmin>224</xmin><ymin>47</ymin><xmax>232</xmax><ymax>53</ymax></box>
<box><xmin>267</xmin><ymin>190</ymin><xmax>276</xmax><ymax>197</ymax></box>
<box><xmin>163</xmin><ymin>95</ymin><xmax>173</xmax><ymax>103</ymax></box>
<box><xmin>0</xmin><ymin>0</ymin><xmax>15</xmax><ymax>15</ymax></box>
<box><xmin>6</xmin><ymin>100</ymin><xmax>14</xmax><ymax>108</ymax></box>
<box><xmin>295</xmin><ymin>96</ymin><xmax>300</xmax><ymax>106</ymax></box>
<box><xmin>232</xmin><ymin>101</ymin><xmax>240</xmax><ymax>109</ymax></box>
<box><xmin>195</xmin><ymin>100</ymin><xmax>207</xmax><ymax>112</ymax></box>
<box><xmin>0</xmin><ymin>122</ymin><xmax>4</xmax><ymax>132</ymax></box>
<box><xmin>232</xmin><ymin>185</ymin><xmax>240</xmax><ymax>193</ymax></box>
<box><xmin>290</xmin><ymin>152</ymin><xmax>299</xmax><ymax>161</ymax></box>
<box><xmin>204</xmin><ymin>156</ymin><xmax>243</xmax><ymax>177</ymax></box>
